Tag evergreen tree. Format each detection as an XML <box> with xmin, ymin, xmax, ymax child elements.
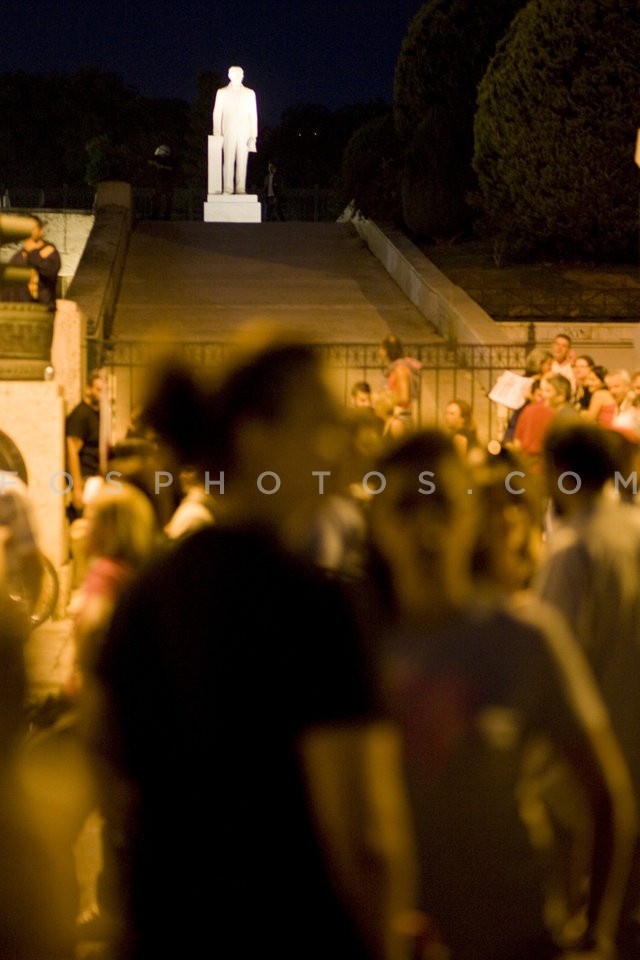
<box><xmin>473</xmin><ymin>0</ymin><xmax>640</xmax><ymax>260</ymax></box>
<box><xmin>338</xmin><ymin>112</ymin><xmax>402</xmax><ymax>222</ymax></box>
<box><xmin>183</xmin><ymin>71</ymin><xmax>224</xmax><ymax>189</ymax></box>
<box><xmin>0</xmin><ymin>70</ymin><xmax>190</xmax><ymax>191</ymax></box>
<box><xmin>393</xmin><ymin>0</ymin><xmax>526</xmax><ymax>237</ymax></box>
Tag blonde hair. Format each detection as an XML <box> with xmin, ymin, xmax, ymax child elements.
<box><xmin>85</xmin><ymin>480</ymin><xmax>156</xmax><ymax>570</ymax></box>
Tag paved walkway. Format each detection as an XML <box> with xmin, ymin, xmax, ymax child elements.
<box><xmin>112</xmin><ymin>220</ymin><xmax>443</xmax><ymax>344</ymax></box>
<box><xmin>32</xmin><ymin>222</ymin><xmax>445</xmax><ymax>701</ymax></box>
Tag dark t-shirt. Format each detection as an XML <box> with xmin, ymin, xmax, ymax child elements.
<box><xmin>4</xmin><ymin>244</ymin><xmax>61</xmax><ymax>311</ymax></box>
<box><xmin>65</xmin><ymin>401</ymin><xmax>100</xmax><ymax>477</ymax></box>
<box><xmin>93</xmin><ymin>526</ymin><xmax>374</xmax><ymax>960</ymax></box>
<box><xmin>374</xmin><ymin>599</ymin><xmax>607</xmax><ymax>960</ymax></box>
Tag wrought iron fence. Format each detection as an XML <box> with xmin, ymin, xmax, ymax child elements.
<box><xmin>132</xmin><ymin>186</ymin><xmax>336</xmax><ymax>222</ymax></box>
<box><xmin>465</xmin><ymin>287</ymin><xmax>640</xmax><ymax>322</ymax></box>
<box><xmin>93</xmin><ymin>337</ymin><xmax>532</xmax><ymax>447</ymax></box>
<box><xmin>4</xmin><ymin>186</ymin><xmax>337</xmax><ymax>222</ymax></box>
<box><xmin>2</xmin><ymin>187</ymin><xmax>94</xmax><ymax>210</ymax></box>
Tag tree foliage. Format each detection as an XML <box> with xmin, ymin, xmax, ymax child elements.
<box><xmin>394</xmin><ymin>0</ymin><xmax>526</xmax><ymax>139</ymax></box>
<box><xmin>393</xmin><ymin>0</ymin><xmax>526</xmax><ymax>237</ymax></box>
<box><xmin>401</xmin><ymin>106</ymin><xmax>469</xmax><ymax>237</ymax></box>
<box><xmin>182</xmin><ymin>71</ymin><xmax>224</xmax><ymax>187</ymax></box>
<box><xmin>0</xmin><ymin>69</ymin><xmax>190</xmax><ymax>190</ymax></box>
<box><xmin>0</xmin><ymin>67</ymin><xmax>394</xmax><ymax>209</ymax></box>
<box><xmin>84</xmin><ymin>135</ymin><xmax>135</xmax><ymax>187</ymax></box>
<box><xmin>473</xmin><ymin>0</ymin><xmax>640</xmax><ymax>260</ymax></box>
<box><xmin>338</xmin><ymin>112</ymin><xmax>402</xmax><ymax>222</ymax></box>
<box><xmin>256</xmin><ymin>100</ymin><xmax>389</xmax><ymax>190</ymax></box>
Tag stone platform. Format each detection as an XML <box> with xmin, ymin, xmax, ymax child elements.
<box><xmin>203</xmin><ymin>194</ymin><xmax>261</xmax><ymax>223</ymax></box>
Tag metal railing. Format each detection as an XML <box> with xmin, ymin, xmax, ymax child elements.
<box><xmin>465</xmin><ymin>287</ymin><xmax>640</xmax><ymax>322</ymax></box>
<box><xmin>132</xmin><ymin>186</ymin><xmax>336</xmax><ymax>222</ymax></box>
<box><xmin>4</xmin><ymin>185</ymin><xmax>337</xmax><ymax>222</ymax></box>
<box><xmin>92</xmin><ymin>337</ymin><xmax>532</xmax><ymax>446</ymax></box>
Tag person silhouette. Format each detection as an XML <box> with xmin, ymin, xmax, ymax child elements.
<box><xmin>212</xmin><ymin>66</ymin><xmax>258</xmax><ymax>195</ymax></box>
<box><xmin>1</xmin><ymin>215</ymin><xmax>60</xmax><ymax>312</ymax></box>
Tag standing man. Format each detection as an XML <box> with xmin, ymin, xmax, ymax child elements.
<box><xmin>263</xmin><ymin>161</ymin><xmax>285</xmax><ymax>220</ymax></box>
<box><xmin>607</xmin><ymin>369</ymin><xmax>634</xmax><ymax>415</ymax></box>
<box><xmin>148</xmin><ymin>145</ymin><xmax>176</xmax><ymax>221</ymax></box>
<box><xmin>550</xmin><ymin>333</ymin><xmax>575</xmax><ymax>388</ymax></box>
<box><xmin>2</xmin><ymin>215</ymin><xmax>60</xmax><ymax>312</ymax></box>
<box><xmin>212</xmin><ymin>66</ymin><xmax>258</xmax><ymax>195</ymax></box>
<box><xmin>65</xmin><ymin>371</ymin><xmax>103</xmax><ymax>521</ymax></box>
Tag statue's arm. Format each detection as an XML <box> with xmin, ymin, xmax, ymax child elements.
<box><xmin>249</xmin><ymin>90</ymin><xmax>258</xmax><ymax>141</ymax></box>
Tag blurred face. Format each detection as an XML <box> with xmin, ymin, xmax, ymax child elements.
<box><xmin>540</xmin><ymin>378</ymin><xmax>561</xmax><ymax>408</ymax></box>
<box><xmin>86</xmin><ymin>376</ymin><xmax>103</xmax><ymax>410</ymax></box>
<box><xmin>552</xmin><ymin>336</ymin><xmax>571</xmax><ymax>363</ymax></box>
<box><xmin>586</xmin><ymin>369</ymin><xmax>604</xmax><ymax>391</ymax></box>
<box><xmin>607</xmin><ymin>374</ymin><xmax>630</xmax><ymax>404</ymax></box>
<box><xmin>530</xmin><ymin>382</ymin><xmax>544</xmax><ymax>403</ymax></box>
<box><xmin>30</xmin><ymin>219</ymin><xmax>44</xmax><ymax>243</ymax></box>
<box><xmin>573</xmin><ymin>358</ymin><xmax>592</xmax><ymax>385</ymax></box>
<box><xmin>238</xmin><ymin>364</ymin><xmax>347</xmax><ymax>536</ymax></box>
<box><xmin>444</xmin><ymin>403</ymin><xmax>464</xmax><ymax>431</ymax></box>
<box><xmin>369</xmin><ymin>453</ymin><xmax>477</xmax><ymax>609</ymax></box>
<box><xmin>228</xmin><ymin>67</ymin><xmax>244</xmax><ymax>85</ymax></box>
<box><xmin>539</xmin><ymin>355</ymin><xmax>553</xmax><ymax>375</ymax></box>
<box><xmin>479</xmin><ymin>486</ymin><xmax>541</xmax><ymax>592</ymax></box>
<box><xmin>632</xmin><ymin>374</ymin><xmax>640</xmax><ymax>395</ymax></box>
<box><xmin>352</xmin><ymin>389</ymin><xmax>372</xmax><ymax>409</ymax></box>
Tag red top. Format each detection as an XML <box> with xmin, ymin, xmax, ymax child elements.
<box><xmin>513</xmin><ymin>401</ymin><xmax>555</xmax><ymax>471</ymax></box>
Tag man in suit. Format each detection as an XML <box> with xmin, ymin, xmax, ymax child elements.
<box><xmin>212</xmin><ymin>66</ymin><xmax>258</xmax><ymax>194</ymax></box>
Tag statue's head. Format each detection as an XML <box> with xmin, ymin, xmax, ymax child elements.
<box><xmin>228</xmin><ymin>66</ymin><xmax>244</xmax><ymax>85</ymax></box>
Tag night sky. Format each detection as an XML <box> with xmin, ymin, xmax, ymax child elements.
<box><xmin>2</xmin><ymin>0</ymin><xmax>423</xmax><ymax>126</ymax></box>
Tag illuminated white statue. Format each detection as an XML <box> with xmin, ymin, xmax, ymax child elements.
<box><xmin>212</xmin><ymin>66</ymin><xmax>258</xmax><ymax>195</ymax></box>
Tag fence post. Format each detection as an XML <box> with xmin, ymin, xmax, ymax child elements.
<box><xmin>526</xmin><ymin>321</ymin><xmax>536</xmax><ymax>352</ymax></box>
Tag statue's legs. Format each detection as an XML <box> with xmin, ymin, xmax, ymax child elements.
<box><xmin>222</xmin><ymin>132</ymin><xmax>249</xmax><ymax>194</ymax></box>
<box><xmin>222</xmin><ymin>164</ymin><xmax>234</xmax><ymax>194</ymax></box>
<box><xmin>222</xmin><ymin>132</ymin><xmax>238</xmax><ymax>193</ymax></box>
<box><xmin>234</xmin><ymin>148</ymin><xmax>248</xmax><ymax>195</ymax></box>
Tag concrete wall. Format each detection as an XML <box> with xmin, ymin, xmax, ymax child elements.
<box><xmin>67</xmin><ymin>182</ymin><xmax>133</xmax><ymax>345</ymax></box>
<box><xmin>499</xmin><ymin>320</ymin><xmax>640</xmax><ymax>374</ymax></box>
<box><xmin>352</xmin><ymin>217</ymin><xmax>513</xmax><ymax>348</ymax></box>
<box><xmin>0</xmin><ymin>197</ymin><xmax>120</xmax><ymax>612</ymax></box>
<box><xmin>353</xmin><ymin>217</ymin><xmax>640</xmax><ymax>441</ymax></box>
<box><xmin>354</xmin><ymin>217</ymin><xmax>640</xmax><ymax>372</ymax></box>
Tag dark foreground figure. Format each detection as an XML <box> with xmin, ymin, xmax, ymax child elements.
<box><xmin>80</xmin><ymin>330</ymin><xmax>378</xmax><ymax>960</ymax></box>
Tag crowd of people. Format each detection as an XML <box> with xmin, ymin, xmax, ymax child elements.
<box><xmin>499</xmin><ymin>334</ymin><xmax>640</xmax><ymax>476</ymax></box>
<box><xmin>3</xmin><ymin>323</ymin><xmax>640</xmax><ymax>960</ymax></box>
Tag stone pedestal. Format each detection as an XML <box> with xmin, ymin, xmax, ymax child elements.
<box><xmin>0</xmin><ymin>302</ymin><xmax>54</xmax><ymax>380</ymax></box>
<box><xmin>51</xmin><ymin>298</ymin><xmax>85</xmax><ymax>410</ymax></box>
<box><xmin>203</xmin><ymin>194</ymin><xmax>262</xmax><ymax>223</ymax></box>
<box><xmin>207</xmin><ymin>135</ymin><xmax>224</xmax><ymax>196</ymax></box>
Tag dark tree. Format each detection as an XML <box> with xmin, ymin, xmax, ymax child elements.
<box><xmin>338</xmin><ymin>112</ymin><xmax>402</xmax><ymax>222</ymax></box>
<box><xmin>473</xmin><ymin>0</ymin><xmax>640</xmax><ymax>261</ymax></box>
<box><xmin>257</xmin><ymin>100</ymin><xmax>389</xmax><ymax>190</ymax></box>
<box><xmin>393</xmin><ymin>0</ymin><xmax>526</xmax><ymax>237</ymax></box>
<box><xmin>0</xmin><ymin>69</ymin><xmax>190</xmax><ymax>191</ymax></box>
<box><xmin>182</xmin><ymin>71</ymin><xmax>224</xmax><ymax>189</ymax></box>
<box><xmin>401</xmin><ymin>105</ymin><xmax>469</xmax><ymax>237</ymax></box>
